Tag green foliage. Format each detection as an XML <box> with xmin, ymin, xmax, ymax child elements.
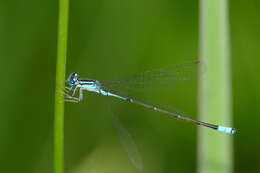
<box><xmin>0</xmin><ymin>0</ymin><xmax>259</xmax><ymax>173</ymax></box>
<box><xmin>198</xmin><ymin>0</ymin><xmax>233</xmax><ymax>173</ymax></box>
<box><xmin>54</xmin><ymin>0</ymin><xmax>69</xmax><ymax>173</ymax></box>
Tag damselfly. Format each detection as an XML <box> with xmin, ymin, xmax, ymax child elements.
<box><xmin>64</xmin><ymin>61</ymin><xmax>236</xmax><ymax>134</ymax></box>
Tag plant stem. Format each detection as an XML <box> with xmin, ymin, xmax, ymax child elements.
<box><xmin>198</xmin><ymin>0</ymin><xmax>233</xmax><ymax>173</ymax></box>
<box><xmin>54</xmin><ymin>0</ymin><xmax>69</xmax><ymax>172</ymax></box>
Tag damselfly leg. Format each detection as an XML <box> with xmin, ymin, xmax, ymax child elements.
<box><xmin>63</xmin><ymin>86</ymin><xmax>84</xmax><ymax>103</ymax></box>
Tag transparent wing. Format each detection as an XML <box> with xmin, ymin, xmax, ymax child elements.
<box><xmin>108</xmin><ymin>107</ymin><xmax>143</xmax><ymax>170</ymax></box>
<box><xmin>101</xmin><ymin>60</ymin><xmax>202</xmax><ymax>93</ymax></box>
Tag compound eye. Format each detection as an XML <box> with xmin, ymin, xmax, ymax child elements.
<box><xmin>67</xmin><ymin>72</ymin><xmax>78</xmax><ymax>86</ymax></box>
<box><xmin>72</xmin><ymin>72</ymin><xmax>78</xmax><ymax>77</ymax></box>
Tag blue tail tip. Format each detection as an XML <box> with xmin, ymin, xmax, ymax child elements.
<box><xmin>218</xmin><ymin>126</ymin><xmax>236</xmax><ymax>134</ymax></box>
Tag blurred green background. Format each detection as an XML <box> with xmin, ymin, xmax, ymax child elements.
<box><xmin>0</xmin><ymin>0</ymin><xmax>259</xmax><ymax>172</ymax></box>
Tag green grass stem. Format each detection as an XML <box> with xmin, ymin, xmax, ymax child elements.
<box><xmin>198</xmin><ymin>0</ymin><xmax>233</xmax><ymax>173</ymax></box>
<box><xmin>54</xmin><ymin>0</ymin><xmax>69</xmax><ymax>173</ymax></box>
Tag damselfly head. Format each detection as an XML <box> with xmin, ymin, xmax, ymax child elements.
<box><xmin>67</xmin><ymin>72</ymin><xmax>79</xmax><ymax>86</ymax></box>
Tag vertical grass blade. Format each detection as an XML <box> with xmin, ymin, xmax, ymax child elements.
<box><xmin>54</xmin><ymin>0</ymin><xmax>69</xmax><ymax>173</ymax></box>
<box><xmin>198</xmin><ymin>0</ymin><xmax>233</xmax><ymax>173</ymax></box>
